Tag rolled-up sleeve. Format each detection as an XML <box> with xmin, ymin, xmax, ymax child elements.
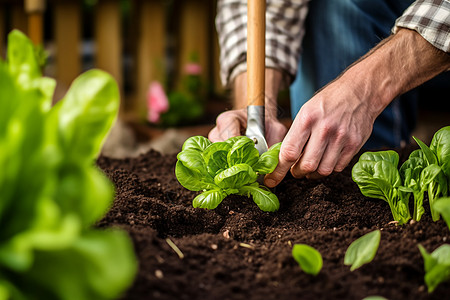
<box><xmin>216</xmin><ymin>0</ymin><xmax>309</xmax><ymax>88</ymax></box>
<box><xmin>393</xmin><ymin>0</ymin><xmax>450</xmax><ymax>53</ymax></box>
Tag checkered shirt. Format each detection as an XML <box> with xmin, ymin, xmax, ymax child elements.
<box><xmin>216</xmin><ymin>0</ymin><xmax>450</xmax><ymax>88</ymax></box>
<box><xmin>393</xmin><ymin>0</ymin><xmax>450</xmax><ymax>53</ymax></box>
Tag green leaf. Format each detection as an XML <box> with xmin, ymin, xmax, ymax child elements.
<box><xmin>362</xmin><ymin>297</ymin><xmax>388</xmax><ymax>300</ymax></box>
<box><xmin>202</xmin><ymin>141</ymin><xmax>231</xmax><ymax>176</ymax></box>
<box><xmin>428</xmin><ymin>170</ymin><xmax>448</xmax><ymax>221</ymax></box>
<box><xmin>175</xmin><ymin>161</ymin><xmax>215</xmax><ymax>191</ymax></box>
<box><xmin>352</xmin><ymin>152</ymin><xmax>410</xmax><ymax>224</ymax></box>
<box><xmin>253</xmin><ymin>142</ymin><xmax>281</xmax><ymax>174</ymax></box>
<box><xmin>418</xmin><ymin>244</ymin><xmax>450</xmax><ymax>293</ymax></box>
<box><xmin>352</xmin><ymin>160</ymin><xmax>398</xmax><ymax>201</ymax></box>
<box><xmin>0</xmin><ymin>30</ymin><xmax>136</xmax><ymax>300</ymax></box>
<box><xmin>292</xmin><ymin>244</ymin><xmax>323</xmax><ymax>276</ymax></box>
<box><xmin>7</xmin><ymin>30</ymin><xmax>41</xmax><ymax>82</ymax></box>
<box><xmin>22</xmin><ymin>230</ymin><xmax>137</xmax><ymax>300</ymax></box>
<box><xmin>238</xmin><ymin>185</ymin><xmax>280</xmax><ymax>212</ymax></box>
<box><xmin>359</xmin><ymin>150</ymin><xmax>399</xmax><ymax>167</ymax></box>
<box><xmin>434</xmin><ymin>197</ymin><xmax>450</xmax><ymax>231</ymax></box>
<box><xmin>413</xmin><ymin>136</ymin><xmax>438</xmax><ymax>165</ymax></box>
<box><xmin>430</xmin><ymin>126</ymin><xmax>450</xmax><ymax>179</ymax></box>
<box><xmin>214</xmin><ymin>164</ymin><xmax>257</xmax><ymax>190</ymax></box>
<box><xmin>192</xmin><ymin>189</ymin><xmax>227</xmax><ymax>209</ymax></box>
<box><xmin>344</xmin><ymin>230</ymin><xmax>381</xmax><ymax>271</ymax></box>
<box><xmin>51</xmin><ymin>69</ymin><xmax>120</xmax><ymax>161</ymax></box>
<box><xmin>227</xmin><ymin>136</ymin><xmax>259</xmax><ymax>167</ymax></box>
<box><xmin>177</xmin><ymin>149</ymin><xmax>207</xmax><ymax>174</ymax></box>
<box><xmin>181</xmin><ymin>135</ymin><xmax>211</xmax><ymax>152</ymax></box>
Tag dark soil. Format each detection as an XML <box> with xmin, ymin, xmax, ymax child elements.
<box><xmin>97</xmin><ymin>145</ymin><xmax>450</xmax><ymax>300</ymax></box>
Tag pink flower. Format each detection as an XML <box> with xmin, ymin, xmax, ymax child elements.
<box><xmin>147</xmin><ymin>81</ymin><xmax>169</xmax><ymax>123</ymax></box>
<box><xmin>184</xmin><ymin>63</ymin><xmax>202</xmax><ymax>75</ymax></box>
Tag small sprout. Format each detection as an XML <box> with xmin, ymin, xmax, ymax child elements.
<box><xmin>344</xmin><ymin>230</ymin><xmax>381</xmax><ymax>271</ymax></box>
<box><xmin>418</xmin><ymin>244</ymin><xmax>450</xmax><ymax>293</ymax></box>
<box><xmin>292</xmin><ymin>244</ymin><xmax>323</xmax><ymax>276</ymax></box>
<box><xmin>362</xmin><ymin>296</ymin><xmax>388</xmax><ymax>300</ymax></box>
<box><xmin>433</xmin><ymin>197</ymin><xmax>450</xmax><ymax>231</ymax></box>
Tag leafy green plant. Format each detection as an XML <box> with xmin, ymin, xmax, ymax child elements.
<box><xmin>413</xmin><ymin>133</ymin><xmax>449</xmax><ymax>221</ymax></box>
<box><xmin>352</xmin><ymin>151</ymin><xmax>411</xmax><ymax>224</ymax></box>
<box><xmin>418</xmin><ymin>244</ymin><xmax>450</xmax><ymax>293</ymax></box>
<box><xmin>175</xmin><ymin>135</ymin><xmax>281</xmax><ymax>211</ymax></box>
<box><xmin>344</xmin><ymin>230</ymin><xmax>381</xmax><ymax>271</ymax></box>
<box><xmin>399</xmin><ymin>149</ymin><xmax>442</xmax><ymax>222</ymax></box>
<box><xmin>434</xmin><ymin>197</ymin><xmax>450</xmax><ymax>231</ymax></box>
<box><xmin>292</xmin><ymin>244</ymin><xmax>323</xmax><ymax>276</ymax></box>
<box><xmin>0</xmin><ymin>30</ymin><xmax>137</xmax><ymax>299</ymax></box>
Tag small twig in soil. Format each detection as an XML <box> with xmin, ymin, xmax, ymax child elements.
<box><xmin>239</xmin><ymin>243</ymin><xmax>254</xmax><ymax>249</ymax></box>
<box><xmin>166</xmin><ymin>238</ymin><xmax>184</xmax><ymax>259</ymax></box>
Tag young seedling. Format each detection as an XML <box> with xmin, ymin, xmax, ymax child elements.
<box><xmin>413</xmin><ymin>136</ymin><xmax>449</xmax><ymax>221</ymax></box>
<box><xmin>0</xmin><ymin>30</ymin><xmax>136</xmax><ymax>299</ymax></box>
<box><xmin>362</xmin><ymin>296</ymin><xmax>388</xmax><ymax>300</ymax></box>
<box><xmin>399</xmin><ymin>149</ymin><xmax>442</xmax><ymax>222</ymax></box>
<box><xmin>352</xmin><ymin>151</ymin><xmax>411</xmax><ymax>224</ymax></box>
<box><xmin>434</xmin><ymin>197</ymin><xmax>450</xmax><ymax>231</ymax></box>
<box><xmin>418</xmin><ymin>244</ymin><xmax>450</xmax><ymax>293</ymax></box>
<box><xmin>292</xmin><ymin>244</ymin><xmax>323</xmax><ymax>276</ymax></box>
<box><xmin>344</xmin><ymin>230</ymin><xmax>381</xmax><ymax>271</ymax></box>
<box><xmin>176</xmin><ymin>135</ymin><xmax>281</xmax><ymax>212</ymax></box>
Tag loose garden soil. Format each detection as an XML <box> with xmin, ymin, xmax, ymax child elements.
<box><xmin>97</xmin><ymin>144</ymin><xmax>450</xmax><ymax>300</ymax></box>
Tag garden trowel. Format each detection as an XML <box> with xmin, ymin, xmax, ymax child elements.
<box><xmin>246</xmin><ymin>0</ymin><xmax>268</xmax><ymax>155</ymax></box>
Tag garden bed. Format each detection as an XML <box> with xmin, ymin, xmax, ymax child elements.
<box><xmin>97</xmin><ymin>145</ymin><xmax>450</xmax><ymax>300</ymax></box>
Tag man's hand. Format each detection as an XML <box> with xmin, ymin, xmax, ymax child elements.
<box><xmin>208</xmin><ymin>68</ymin><xmax>287</xmax><ymax>145</ymax></box>
<box><xmin>264</xmin><ymin>74</ymin><xmax>375</xmax><ymax>187</ymax></box>
<box><xmin>265</xmin><ymin>28</ymin><xmax>450</xmax><ymax>188</ymax></box>
<box><xmin>208</xmin><ymin>109</ymin><xmax>287</xmax><ymax>146</ymax></box>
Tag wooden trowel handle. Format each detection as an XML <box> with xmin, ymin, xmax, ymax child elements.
<box><xmin>247</xmin><ymin>0</ymin><xmax>265</xmax><ymax>107</ymax></box>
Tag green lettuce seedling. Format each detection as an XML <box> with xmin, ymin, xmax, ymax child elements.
<box><xmin>0</xmin><ymin>30</ymin><xmax>136</xmax><ymax>300</ymax></box>
<box><xmin>292</xmin><ymin>244</ymin><xmax>323</xmax><ymax>276</ymax></box>
<box><xmin>418</xmin><ymin>244</ymin><xmax>450</xmax><ymax>293</ymax></box>
<box><xmin>399</xmin><ymin>149</ymin><xmax>442</xmax><ymax>222</ymax></box>
<box><xmin>352</xmin><ymin>151</ymin><xmax>411</xmax><ymax>224</ymax></box>
<box><xmin>413</xmin><ymin>130</ymin><xmax>450</xmax><ymax>221</ymax></box>
<box><xmin>344</xmin><ymin>230</ymin><xmax>381</xmax><ymax>271</ymax></box>
<box><xmin>175</xmin><ymin>136</ymin><xmax>281</xmax><ymax>212</ymax></box>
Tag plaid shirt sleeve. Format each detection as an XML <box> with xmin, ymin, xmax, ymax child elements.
<box><xmin>215</xmin><ymin>0</ymin><xmax>309</xmax><ymax>88</ymax></box>
<box><xmin>393</xmin><ymin>0</ymin><xmax>450</xmax><ymax>53</ymax></box>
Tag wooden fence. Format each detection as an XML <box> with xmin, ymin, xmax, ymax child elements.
<box><xmin>0</xmin><ymin>0</ymin><xmax>223</xmax><ymax>121</ymax></box>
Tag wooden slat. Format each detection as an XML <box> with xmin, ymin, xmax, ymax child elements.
<box><xmin>54</xmin><ymin>0</ymin><xmax>81</xmax><ymax>91</ymax></box>
<box><xmin>211</xmin><ymin>2</ymin><xmax>223</xmax><ymax>94</ymax></box>
<box><xmin>177</xmin><ymin>0</ymin><xmax>210</xmax><ymax>90</ymax></box>
<box><xmin>133</xmin><ymin>0</ymin><xmax>165</xmax><ymax>119</ymax></box>
<box><xmin>27</xmin><ymin>13</ymin><xmax>43</xmax><ymax>45</ymax></box>
<box><xmin>25</xmin><ymin>0</ymin><xmax>46</xmax><ymax>45</ymax></box>
<box><xmin>95</xmin><ymin>0</ymin><xmax>122</xmax><ymax>89</ymax></box>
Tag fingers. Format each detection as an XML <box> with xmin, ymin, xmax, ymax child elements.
<box><xmin>208</xmin><ymin>110</ymin><xmax>246</xmax><ymax>142</ymax></box>
<box><xmin>264</xmin><ymin>117</ymin><xmax>310</xmax><ymax>188</ymax></box>
<box><xmin>266</xmin><ymin>120</ymin><xmax>288</xmax><ymax>147</ymax></box>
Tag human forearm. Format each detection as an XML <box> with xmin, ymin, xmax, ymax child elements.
<box><xmin>341</xmin><ymin>28</ymin><xmax>450</xmax><ymax>117</ymax></box>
